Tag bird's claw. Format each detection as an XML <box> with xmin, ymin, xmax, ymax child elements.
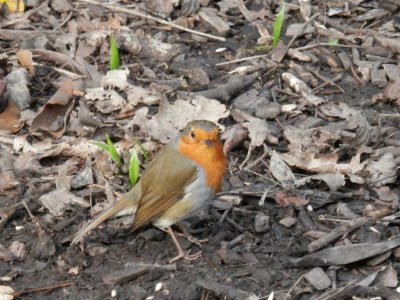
<box><xmin>168</xmin><ymin>250</ymin><xmax>202</xmax><ymax>263</ymax></box>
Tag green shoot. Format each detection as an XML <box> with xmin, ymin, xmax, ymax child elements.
<box><xmin>328</xmin><ymin>38</ymin><xmax>339</xmax><ymax>45</ymax></box>
<box><xmin>134</xmin><ymin>143</ymin><xmax>149</xmax><ymax>162</ymax></box>
<box><xmin>109</xmin><ymin>33</ymin><xmax>120</xmax><ymax>70</ymax></box>
<box><xmin>128</xmin><ymin>149</ymin><xmax>140</xmax><ymax>186</ymax></box>
<box><xmin>272</xmin><ymin>3</ymin><xmax>286</xmax><ymax>48</ymax></box>
<box><xmin>105</xmin><ymin>134</ymin><xmax>122</xmax><ymax>166</ymax></box>
<box><xmin>90</xmin><ymin>134</ymin><xmax>122</xmax><ymax>166</ymax></box>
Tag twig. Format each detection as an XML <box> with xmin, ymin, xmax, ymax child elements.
<box><xmin>307</xmin><ymin>217</ymin><xmax>371</xmax><ymax>253</ymax></box>
<box><xmin>350</xmin><ymin>65</ymin><xmax>365</xmax><ymax>85</ymax></box>
<box><xmin>13</xmin><ymin>281</ymin><xmax>71</xmax><ymax>297</ymax></box>
<box><xmin>51</xmin><ymin>11</ymin><xmax>73</xmax><ymax>32</ymax></box>
<box><xmin>294</xmin><ymin>43</ymin><xmax>365</xmax><ymax>51</ymax></box>
<box><xmin>245</xmin><ymin>144</ymin><xmax>269</xmax><ymax>170</ymax></box>
<box><xmin>216</xmin><ymin>54</ymin><xmax>271</xmax><ymax>67</ymax></box>
<box><xmin>78</xmin><ymin>0</ymin><xmax>225</xmax><ymax>42</ymax></box>
<box><xmin>310</xmin><ymin>72</ymin><xmax>344</xmax><ymax>94</ymax></box>
<box><xmin>284</xmin><ymin>275</ymin><xmax>304</xmax><ymax>300</ymax></box>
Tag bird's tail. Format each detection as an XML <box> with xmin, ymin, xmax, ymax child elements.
<box><xmin>70</xmin><ymin>185</ymin><xmax>141</xmax><ymax>245</ymax></box>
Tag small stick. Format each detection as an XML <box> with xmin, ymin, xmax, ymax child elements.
<box><xmin>13</xmin><ymin>281</ymin><xmax>71</xmax><ymax>297</ymax></box>
<box><xmin>216</xmin><ymin>54</ymin><xmax>271</xmax><ymax>67</ymax></box>
<box><xmin>307</xmin><ymin>217</ymin><xmax>371</xmax><ymax>253</ymax></box>
<box><xmin>284</xmin><ymin>275</ymin><xmax>304</xmax><ymax>300</ymax></box>
<box><xmin>78</xmin><ymin>0</ymin><xmax>225</xmax><ymax>42</ymax></box>
<box><xmin>294</xmin><ymin>43</ymin><xmax>365</xmax><ymax>51</ymax></box>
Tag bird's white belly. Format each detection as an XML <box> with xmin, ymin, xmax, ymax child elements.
<box><xmin>153</xmin><ymin>167</ymin><xmax>214</xmax><ymax>228</ymax></box>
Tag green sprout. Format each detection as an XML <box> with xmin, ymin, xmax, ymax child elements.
<box><xmin>328</xmin><ymin>38</ymin><xmax>339</xmax><ymax>45</ymax></box>
<box><xmin>128</xmin><ymin>149</ymin><xmax>140</xmax><ymax>187</ymax></box>
<box><xmin>109</xmin><ymin>33</ymin><xmax>120</xmax><ymax>70</ymax></box>
<box><xmin>90</xmin><ymin>134</ymin><xmax>122</xmax><ymax>166</ymax></box>
<box><xmin>272</xmin><ymin>3</ymin><xmax>286</xmax><ymax>48</ymax></box>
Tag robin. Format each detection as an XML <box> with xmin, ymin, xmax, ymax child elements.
<box><xmin>71</xmin><ymin>120</ymin><xmax>227</xmax><ymax>262</ymax></box>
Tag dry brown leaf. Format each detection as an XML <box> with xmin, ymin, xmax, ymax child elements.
<box><xmin>270</xmin><ymin>151</ymin><xmax>296</xmax><ymax>188</ymax></box>
<box><xmin>222</xmin><ymin>124</ymin><xmax>248</xmax><ymax>154</ymax></box>
<box><xmin>0</xmin><ymin>100</ymin><xmax>22</xmax><ymax>133</ymax></box>
<box><xmin>16</xmin><ymin>50</ymin><xmax>35</xmax><ymax>76</ymax></box>
<box><xmin>295</xmin><ymin>173</ymin><xmax>346</xmax><ymax>192</ymax></box>
<box><xmin>275</xmin><ymin>190</ymin><xmax>309</xmax><ymax>207</ymax></box>
<box><xmin>281</xmin><ymin>151</ymin><xmax>366</xmax><ymax>175</ymax></box>
<box><xmin>30</xmin><ymin>79</ymin><xmax>74</xmax><ymax>138</ymax></box>
<box><xmin>383</xmin><ymin>79</ymin><xmax>400</xmax><ymax>103</ymax></box>
<box><xmin>86</xmin><ymin>70</ymin><xmax>161</xmax><ymax>113</ymax></box>
<box><xmin>39</xmin><ymin>188</ymin><xmax>89</xmax><ymax>217</ymax></box>
<box><xmin>282</xmin><ymin>72</ymin><xmax>325</xmax><ymax>105</ymax></box>
<box><xmin>131</xmin><ymin>96</ymin><xmax>229</xmax><ymax>143</ymax></box>
<box><xmin>364</xmin><ymin>153</ymin><xmax>397</xmax><ymax>187</ymax></box>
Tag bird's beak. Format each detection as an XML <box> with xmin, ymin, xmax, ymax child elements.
<box><xmin>203</xmin><ymin>139</ymin><xmax>213</xmax><ymax>147</ymax></box>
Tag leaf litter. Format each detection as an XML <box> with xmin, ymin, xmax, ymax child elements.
<box><xmin>0</xmin><ymin>0</ymin><xmax>400</xmax><ymax>299</ymax></box>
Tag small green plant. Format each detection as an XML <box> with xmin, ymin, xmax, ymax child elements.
<box><xmin>90</xmin><ymin>134</ymin><xmax>122</xmax><ymax>166</ymax></box>
<box><xmin>272</xmin><ymin>3</ymin><xmax>286</xmax><ymax>48</ymax></box>
<box><xmin>109</xmin><ymin>33</ymin><xmax>120</xmax><ymax>70</ymax></box>
<box><xmin>128</xmin><ymin>149</ymin><xmax>140</xmax><ymax>187</ymax></box>
<box><xmin>328</xmin><ymin>38</ymin><xmax>339</xmax><ymax>45</ymax></box>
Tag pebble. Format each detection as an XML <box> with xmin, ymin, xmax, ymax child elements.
<box><xmin>279</xmin><ymin>216</ymin><xmax>297</xmax><ymax>228</ymax></box>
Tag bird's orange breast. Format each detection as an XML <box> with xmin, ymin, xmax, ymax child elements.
<box><xmin>178</xmin><ymin>140</ymin><xmax>226</xmax><ymax>192</ymax></box>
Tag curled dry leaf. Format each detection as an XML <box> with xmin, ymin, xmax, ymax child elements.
<box><xmin>231</xmin><ymin>108</ymin><xmax>278</xmax><ymax>148</ymax></box>
<box><xmin>16</xmin><ymin>50</ymin><xmax>35</xmax><ymax>76</ymax></box>
<box><xmin>131</xmin><ymin>96</ymin><xmax>229</xmax><ymax>143</ymax></box>
<box><xmin>270</xmin><ymin>151</ymin><xmax>296</xmax><ymax>188</ymax></box>
<box><xmin>222</xmin><ymin>124</ymin><xmax>248</xmax><ymax>154</ymax></box>
<box><xmin>275</xmin><ymin>190</ymin><xmax>309</xmax><ymax>207</ymax></box>
<box><xmin>39</xmin><ymin>188</ymin><xmax>89</xmax><ymax>217</ymax></box>
<box><xmin>30</xmin><ymin>79</ymin><xmax>74</xmax><ymax>138</ymax></box>
<box><xmin>383</xmin><ymin>79</ymin><xmax>400</xmax><ymax>104</ymax></box>
<box><xmin>295</xmin><ymin>173</ymin><xmax>346</xmax><ymax>192</ymax></box>
<box><xmin>364</xmin><ymin>153</ymin><xmax>397</xmax><ymax>187</ymax></box>
<box><xmin>282</xmin><ymin>72</ymin><xmax>325</xmax><ymax>105</ymax></box>
<box><xmin>319</xmin><ymin>102</ymin><xmax>374</xmax><ymax>148</ymax></box>
<box><xmin>0</xmin><ymin>100</ymin><xmax>22</xmax><ymax>133</ymax></box>
<box><xmin>0</xmin><ymin>285</ymin><xmax>14</xmax><ymax>300</ymax></box>
<box><xmin>86</xmin><ymin>70</ymin><xmax>161</xmax><ymax>113</ymax></box>
<box><xmin>289</xmin><ymin>239</ymin><xmax>400</xmax><ymax>268</ymax></box>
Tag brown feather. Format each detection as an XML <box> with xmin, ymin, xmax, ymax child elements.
<box><xmin>131</xmin><ymin>143</ymin><xmax>197</xmax><ymax>231</ymax></box>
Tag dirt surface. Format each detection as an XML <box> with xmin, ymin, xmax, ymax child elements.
<box><xmin>1</xmin><ymin>0</ymin><xmax>400</xmax><ymax>299</ymax></box>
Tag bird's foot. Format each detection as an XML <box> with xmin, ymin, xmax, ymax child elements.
<box><xmin>168</xmin><ymin>250</ymin><xmax>202</xmax><ymax>263</ymax></box>
<box><xmin>175</xmin><ymin>224</ymin><xmax>208</xmax><ymax>247</ymax></box>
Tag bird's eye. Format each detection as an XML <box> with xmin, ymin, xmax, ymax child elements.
<box><xmin>190</xmin><ymin>130</ymin><xmax>196</xmax><ymax>138</ymax></box>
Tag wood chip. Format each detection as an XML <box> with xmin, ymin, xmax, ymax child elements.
<box><xmin>304</xmin><ymin>267</ymin><xmax>331</xmax><ymax>290</ymax></box>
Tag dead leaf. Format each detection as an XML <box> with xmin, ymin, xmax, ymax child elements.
<box><xmin>16</xmin><ymin>50</ymin><xmax>35</xmax><ymax>76</ymax></box>
<box><xmin>281</xmin><ymin>151</ymin><xmax>366</xmax><ymax>176</ymax></box>
<box><xmin>39</xmin><ymin>188</ymin><xmax>89</xmax><ymax>217</ymax></box>
<box><xmin>364</xmin><ymin>153</ymin><xmax>397</xmax><ymax>187</ymax></box>
<box><xmin>30</xmin><ymin>79</ymin><xmax>74</xmax><ymax>138</ymax></box>
<box><xmin>8</xmin><ymin>241</ymin><xmax>27</xmax><ymax>259</ymax></box>
<box><xmin>0</xmin><ymin>100</ymin><xmax>22</xmax><ymax>133</ymax></box>
<box><xmin>282</xmin><ymin>72</ymin><xmax>325</xmax><ymax>105</ymax></box>
<box><xmin>270</xmin><ymin>151</ymin><xmax>296</xmax><ymax>188</ymax></box>
<box><xmin>0</xmin><ymin>0</ymin><xmax>24</xmax><ymax>13</ymax></box>
<box><xmin>383</xmin><ymin>79</ymin><xmax>400</xmax><ymax>103</ymax></box>
<box><xmin>222</xmin><ymin>124</ymin><xmax>248</xmax><ymax>154</ymax></box>
<box><xmin>0</xmin><ymin>244</ymin><xmax>13</xmax><ymax>261</ymax></box>
<box><xmin>131</xmin><ymin>96</ymin><xmax>229</xmax><ymax>143</ymax></box>
<box><xmin>289</xmin><ymin>239</ymin><xmax>400</xmax><ymax>268</ymax></box>
<box><xmin>295</xmin><ymin>173</ymin><xmax>346</xmax><ymax>192</ymax></box>
<box><xmin>275</xmin><ymin>190</ymin><xmax>309</xmax><ymax>207</ymax></box>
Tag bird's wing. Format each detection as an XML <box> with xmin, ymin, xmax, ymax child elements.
<box><xmin>131</xmin><ymin>144</ymin><xmax>197</xmax><ymax>230</ymax></box>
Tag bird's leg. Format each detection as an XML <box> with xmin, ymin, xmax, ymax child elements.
<box><xmin>175</xmin><ymin>223</ymin><xmax>208</xmax><ymax>247</ymax></box>
<box><xmin>166</xmin><ymin>226</ymin><xmax>202</xmax><ymax>263</ymax></box>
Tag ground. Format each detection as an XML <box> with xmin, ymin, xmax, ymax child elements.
<box><xmin>1</xmin><ymin>1</ymin><xmax>400</xmax><ymax>299</ymax></box>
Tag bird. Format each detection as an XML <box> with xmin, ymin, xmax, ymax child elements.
<box><xmin>71</xmin><ymin>120</ymin><xmax>227</xmax><ymax>262</ymax></box>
